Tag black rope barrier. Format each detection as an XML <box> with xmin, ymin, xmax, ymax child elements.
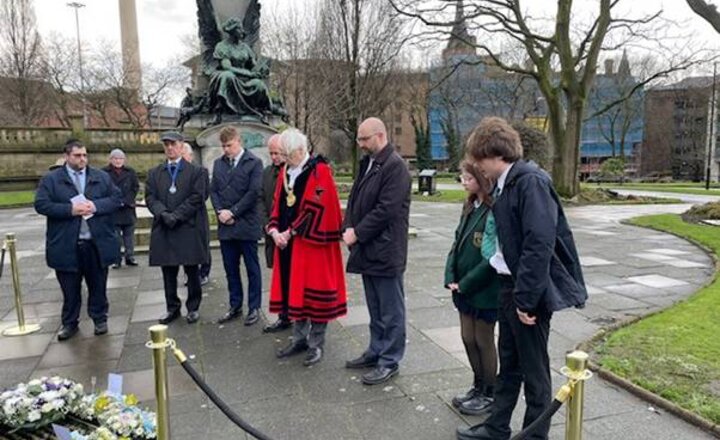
<box><xmin>175</xmin><ymin>354</ymin><xmax>276</xmax><ymax>440</ymax></box>
<box><xmin>0</xmin><ymin>244</ymin><xmax>6</xmax><ymax>279</ymax></box>
<box><xmin>509</xmin><ymin>399</ymin><xmax>563</xmax><ymax>440</ymax></box>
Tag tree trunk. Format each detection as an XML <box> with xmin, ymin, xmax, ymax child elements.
<box><xmin>552</xmin><ymin>103</ymin><xmax>583</xmax><ymax>197</ymax></box>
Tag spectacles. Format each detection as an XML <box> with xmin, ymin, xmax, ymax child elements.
<box><xmin>356</xmin><ymin>132</ymin><xmax>379</xmax><ymax>143</ymax></box>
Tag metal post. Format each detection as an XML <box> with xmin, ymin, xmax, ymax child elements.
<box><xmin>2</xmin><ymin>233</ymin><xmax>41</xmax><ymax>336</ymax></box>
<box><xmin>707</xmin><ymin>62</ymin><xmax>717</xmax><ymax>190</ymax></box>
<box><xmin>149</xmin><ymin>325</ymin><xmax>171</xmax><ymax>440</ymax></box>
<box><xmin>565</xmin><ymin>351</ymin><xmax>589</xmax><ymax>440</ymax></box>
<box><xmin>67</xmin><ymin>2</ymin><xmax>87</xmax><ymax>129</ymax></box>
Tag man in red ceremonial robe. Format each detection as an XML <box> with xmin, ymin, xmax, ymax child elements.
<box><xmin>266</xmin><ymin>128</ymin><xmax>347</xmax><ymax>366</ymax></box>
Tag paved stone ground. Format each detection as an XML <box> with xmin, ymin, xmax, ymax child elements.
<box><xmin>0</xmin><ymin>201</ymin><xmax>716</xmax><ymax>439</ymax></box>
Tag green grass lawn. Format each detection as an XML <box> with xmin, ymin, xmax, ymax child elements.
<box><xmin>0</xmin><ymin>190</ymin><xmax>35</xmax><ymax>208</ymax></box>
<box><xmin>595</xmin><ymin>214</ymin><xmax>720</xmax><ymax>424</ymax></box>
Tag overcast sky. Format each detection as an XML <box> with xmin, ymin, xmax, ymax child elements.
<box><xmin>32</xmin><ymin>0</ymin><xmax>720</xmax><ymax>75</ymax></box>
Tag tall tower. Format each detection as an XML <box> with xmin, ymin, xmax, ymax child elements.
<box><xmin>442</xmin><ymin>0</ymin><xmax>477</xmax><ymax>61</ymax></box>
<box><xmin>118</xmin><ymin>0</ymin><xmax>142</xmax><ymax>91</ymax></box>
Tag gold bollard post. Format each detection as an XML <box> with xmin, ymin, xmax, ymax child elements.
<box><xmin>2</xmin><ymin>233</ymin><xmax>41</xmax><ymax>336</ymax></box>
<box><xmin>565</xmin><ymin>351</ymin><xmax>589</xmax><ymax>440</ymax></box>
<box><xmin>149</xmin><ymin>324</ymin><xmax>171</xmax><ymax>440</ymax></box>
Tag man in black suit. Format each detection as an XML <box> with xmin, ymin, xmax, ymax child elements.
<box><xmin>34</xmin><ymin>139</ymin><xmax>122</xmax><ymax>341</ymax></box>
<box><xmin>103</xmin><ymin>148</ymin><xmax>139</xmax><ymax>268</ymax></box>
<box><xmin>210</xmin><ymin>126</ymin><xmax>263</xmax><ymax>326</ymax></box>
<box><xmin>146</xmin><ymin>131</ymin><xmax>210</xmax><ymax>325</ymax></box>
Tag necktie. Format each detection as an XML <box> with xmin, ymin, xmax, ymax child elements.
<box><xmin>492</xmin><ymin>185</ymin><xmax>501</xmax><ymax>199</ymax></box>
<box><xmin>73</xmin><ymin>171</ymin><xmax>91</xmax><ymax>239</ymax></box>
<box><xmin>73</xmin><ymin>171</ymin><xmax>84</xmax><ymax>194</ymax></box>
<box><xmin>170</xmin><ymin>163</ymin><xmax>177</xmax><ymax>175</ymax></box>
<box><xmin>481</xmin><ymin>212</ymin><xmax>497</xmax><ymax>259</ymax></box>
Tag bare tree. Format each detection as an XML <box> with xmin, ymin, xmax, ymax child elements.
<box><xmin>314</xmin><ymin>0</ymin><xmax>413</xmax><ymax>175</ymax></box>
<box><xmin>687</xmin><ymin>0</ymin><xmax>720</xmax><ymax>32</ymax></box>
<box><xmin>0</xmin><ymin>0</ymin><xmax>48</xmax><ymax>125</ymax></box>
<box><xmin>263</xmin><ymin>0</ymin><xmax>414</xmax><ymax>173</ymax></box>
<box><xmin>390</xmin><ymin>0</ymin><xmax>713</xmax><ymax>196</ymax></box>
<box><xmin>41</xmin><ymin>32</ymin><xmax>81</xmax><ymax>127</ymax></box>
<box><xmin>85</xmin><ymin>42</ymin><xmax>188</xmax><ymax>128</ymax></box>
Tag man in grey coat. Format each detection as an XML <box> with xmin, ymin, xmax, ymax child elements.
<box><xmin>146</xmin><ymin>131</ymin><xmax>210</xmax><ymax>325</ymax></box>
<box><xmin>343</xmin><ymin>117</ymin><xmax>412</xmax><ymax>385</ymax></box>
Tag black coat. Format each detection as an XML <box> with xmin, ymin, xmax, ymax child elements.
<box><xmin>34</xmin><ymin>166</ymin><xmax>122</xmax><ymax>271</ymax></box>
<box><xmin>210</xmin><ymin>150</ymin><xmax>263</xmax><ymax>241</ymax></box>
<box><xmin>492</xmin><ymin>160</ymin><xmax>587</xmax><ymax>313</ymax></box>
<box><xmin>344</xmin><ymin>144</ymin><xmax>411</xmax><ymax>276</ymax></box>
<box><xmin>260</xmin><ymin>164</ymin><xmax>281</xmax><ymax>267</ymax></box>
<box><xmin>145</xmin><ymin>159</ymin><xmax>210</xmax><ymax>266</ymax></box>
<box><xmin>102</xmin><ymin>165</ymin><xmax>139</xmax><ymax>226</ymax></box>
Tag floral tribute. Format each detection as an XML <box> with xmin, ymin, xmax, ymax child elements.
<box><xmin>0</xmin><ymin>377</ymin><xmax>156</xmax><ymax>439</ymax></box>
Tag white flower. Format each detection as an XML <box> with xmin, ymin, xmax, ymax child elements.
<box><xmin>27</xmin><ymin>410</ymin><xmax>41</xmax><ymax>422</ymax></box>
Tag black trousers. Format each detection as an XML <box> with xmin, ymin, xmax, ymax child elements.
<box><xmin>485</xmin><ymin>277</ymin><xmax>552</xmax><ymax>440</ymax></box>
<box><xmin>162</xmin><ymin>265</ymin><xmax>202</xmax><ymax>313</ymax></box>
<box><xmin>55</xmin><ymin>240</ymin><xmax>109</xmax><ymax>328</ymax></box>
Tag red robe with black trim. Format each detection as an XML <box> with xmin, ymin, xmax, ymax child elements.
<box><xmin>268</xmin><ymin>160</ymin><xmax>347</xmax><ymax>322</ymax></box>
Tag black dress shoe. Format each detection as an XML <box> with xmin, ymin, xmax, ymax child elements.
<box><xmin>276</xmin><ymin>341</ymin><xmax>308</xmax><ymax>358</ymax></box>
<box><xmin>361</xmin><ymin>365</ymin><xmax>399</xmax><ymax>385</ymax></box>
<box><xmin>200</xmin><ymin>276</ymin><xmax>209</xmax><ymax>286</ymax></box>
<box><xmin>94</xmin><ymin>321</ymin><xmax>108</xmax><ymax>336</ymax></box>
<box><xmin>452</xmin><ymin>386</ymin><xmax>480</xmax><ymax>408</ymax></box>
<box><xmin>158</xmin><ymin>310</ymin><xmax>180</xmax><ymax>324</ymax></box>
<box><xmin>57</xmin><ymin>326</ymin><xmax>79</xmax><ymax>341</ymax></box>
<box><xmin>244</xmin><ymin>309</ymin><xmax>259</xmax><ymax>326</ymax></box>
<box><xmin>125</xmin><ymin>258</ymin><xmax>138</xmax><ymax>267</ymax></box>
<box><xmin>186</xmin><ymin>311</ymin><xmax>200</xmax><ymax>324</ymax></box>
<box><xmin>345</xmin><ymin>354</ymin><xmax>378</xmax><ymax>369</ymax></box>
<box><xmin>456</xmin><ymin>424</ymin><xmax>499</xmax><ymax>440</ymax></box>
<box><xmin>217</xmin><ymin>308</ymin><xmax>242</xmax><ymax>324</ymax></box>
<box><xmin>459</xmin><ymin>396</ymin><xmax>494</xmax><ymax>416</ymax></box>
<box><xmin>262</xmin><ymin>318</ymin><xmax>292</xmax><ymax>333</ymax></box>
<box><xmin>303</xmin><ymin>347</ymin><xmax>323</xmax><ymax>366</ymax></box>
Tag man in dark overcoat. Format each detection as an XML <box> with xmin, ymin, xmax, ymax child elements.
<box><xmin>103</xmin><ymin>148</ymin><xmax>139</xmax><ymax>268</ymax></box>
<box><xmin>146</xmin><ymin>131</ymin><xmax>210</xmax><ymax>325</ymax></box>
<box><xmin>343</xmin><ymin>117</ymin><xmax>412</xmax><ymax>386</ymax></box>
<box><xmin>457</xmin><ymin>117</ymin><xmax>587</xmax><ymax>440</ymax></box>
<box><xmin>260</xmin><ymin>133</ymin><xmax>291</xmax><ymax>333</ymax></box>
<box><xmin>210</xmin><ymin>126</ymin><xmax>263</xmax><ymax>326</ymax></box>
<box><xmin>34</xmin><ymin>139</ymin><xmax>122</xmax><ymax>341</ymax></box>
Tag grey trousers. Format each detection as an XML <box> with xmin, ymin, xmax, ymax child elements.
<box><xmin>292</xmin><ymin>319</ymin><xmax>328</xmax><ymax>349</ymax></box>
<box><xmin>362</xmin><ymin>274</ymin><xmax>406</xmax><ymax>368</ymax></box>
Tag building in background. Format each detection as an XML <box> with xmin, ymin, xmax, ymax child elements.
<box><xmin>641</xmin><ymin>76</ymin><xmax>719</xmax><ymax>181</ymax></box>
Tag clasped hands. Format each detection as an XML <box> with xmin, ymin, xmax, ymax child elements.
<box><xmin>71</xmin><ymin>201</ymin><xmax>95</xmax><ymax>217</ymax></box>
<box><xmin>217</xmin><ymin>209</ymin><xmax>236</xmax><ymax>225</ymax></box>
<box><xmin>270</xmin><ymin>229</ymin><xmax>292</xmax><ymax>249</ymax></box>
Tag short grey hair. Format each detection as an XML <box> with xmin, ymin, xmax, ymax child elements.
<box><xmin>280</xmin><ymin>128</ymin><xmax>308</xmax><ymax>156</ymax></box>
<box><xmin>183</xmin><ymin>142</ymin><xmax>193</xmax><ymax>155</ymax></box>
<box><xmin>109</xmin><ymin>148</ymin><xmax>125</xmax><ymax>159</ymax></box>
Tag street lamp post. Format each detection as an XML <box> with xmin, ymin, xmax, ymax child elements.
<box><xmin>67</xmin><ymin>2</ymin><xmax>87</xmax><ymax>129</ymax></box>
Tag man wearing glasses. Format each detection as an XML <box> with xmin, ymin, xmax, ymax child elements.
<box><xmin>146</xmin><ymin>131</ymin><xmax>210</xmax><ymax>325</ymax></box>
<box><xmin>343</xmin><ymin>117</ymin><xmax>412</xmax><ymax>385</ymax></box>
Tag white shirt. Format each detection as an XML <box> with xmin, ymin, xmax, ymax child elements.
<box><xmin>287</xmin><ymin>152</ymin><xmax>310</xmax><ymax>187</ymax></box>
<box><xmin>489</xmin><ymin>163</ymin><xmax>514</xmax><ymax>275</ymax></box>
<box><xmin>230</xmin><ymin>149</ymin><xmax>244</xmax><ymax>168</ymax></box>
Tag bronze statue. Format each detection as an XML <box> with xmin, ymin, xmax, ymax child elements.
<box><xmin>191</xmin><ymin>0</ymin><xmax>286</xmax><ymax>125</ymax></box>
<box><xmin>206</xmin><ymin>18</ymin><xmax>272</xmax><ymax>123</ymax></box>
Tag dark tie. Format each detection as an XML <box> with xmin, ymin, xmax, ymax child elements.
<box><xmin>169</xmin><ymin>164</ymin><xmax>177</xmax><ymax>175</ymax></box>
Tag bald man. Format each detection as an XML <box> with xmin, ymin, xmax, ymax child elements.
<box><xmin>343</xmin><ymin>117</ymin><xmax>412</xmax><ymax>385</ymax></box>
<box><xmin>261</xmin><ymin>134</ymin><xmax>291</xmax><ymax>333</ymax></box>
